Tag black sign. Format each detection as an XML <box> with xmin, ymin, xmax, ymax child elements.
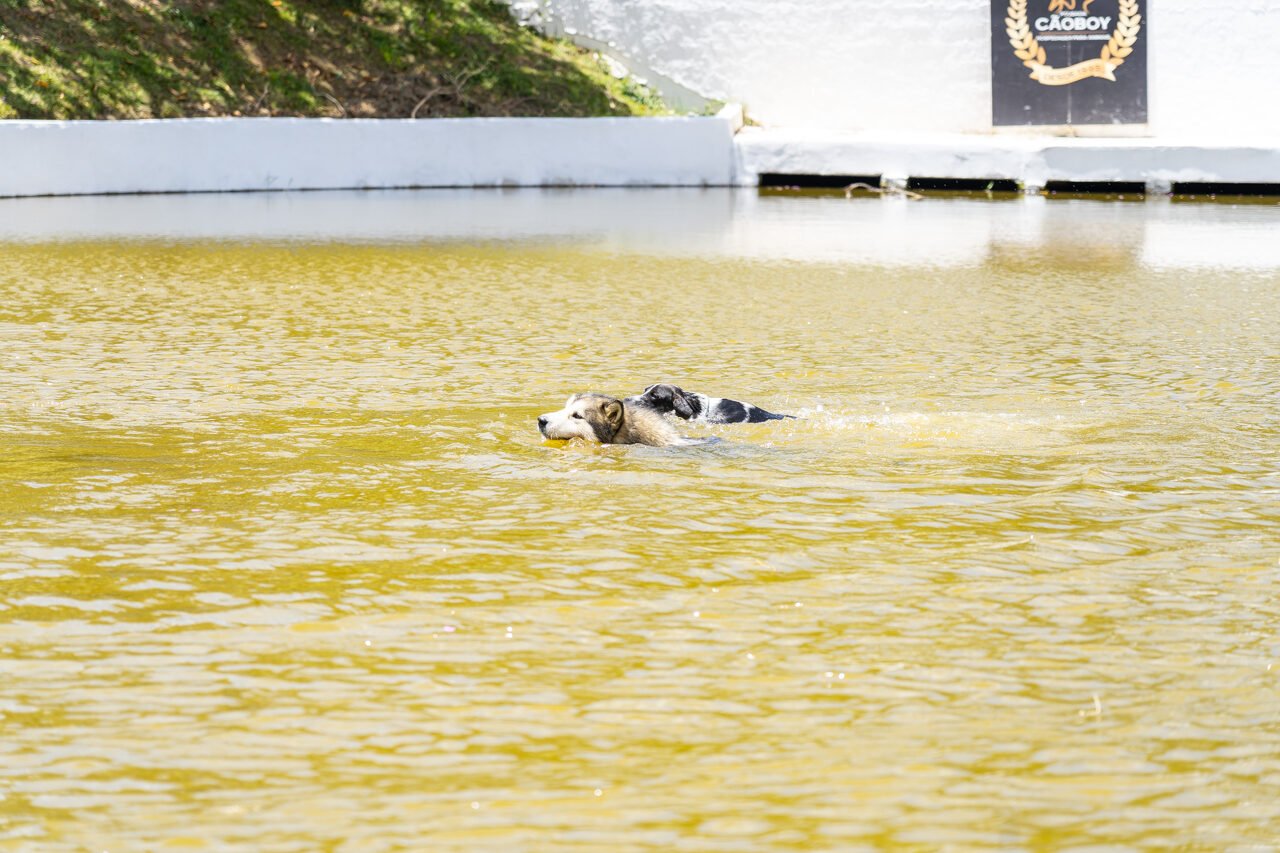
<box><xmin>992</xmin><ymin>0</ymin><xmax>1148</xmax><ymax>126</ymax></box>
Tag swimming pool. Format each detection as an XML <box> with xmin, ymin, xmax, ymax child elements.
<box><xmin>2</xmin><ymin>188</ymin><xmax>1277</xmax><ymax>849</ymax></box>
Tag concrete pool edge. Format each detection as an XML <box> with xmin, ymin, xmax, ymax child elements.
<box><xmin>2</xmin><ymin>108</ymin><xmax>1279</xmax><ymax>197</ymax></box>
<box><xmin>738</xmin><ymin>128</ymin><xmax>1280</xmax><ymax>193</ymax></box>
<box><xmin>0</xmin><ymin>111</ymin><xmax>740</xmax><ymax>198</ymax></box>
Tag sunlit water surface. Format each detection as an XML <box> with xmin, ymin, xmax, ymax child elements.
<box><xmin>1</xmin><ymin>190</ymin><xmax>1278</xmax><ymax>850</ymax></box>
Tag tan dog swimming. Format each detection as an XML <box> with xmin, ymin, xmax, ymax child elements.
<box><xmin>537</xmin><ymin>393</ymin><xmax>685</xmax><ymax>447</ymax></box>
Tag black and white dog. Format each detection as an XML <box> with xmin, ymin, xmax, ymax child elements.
<box><xmin>627</xmin><ymin>383</ymin><xmax>793</xmax><ymax>425</ymax></box>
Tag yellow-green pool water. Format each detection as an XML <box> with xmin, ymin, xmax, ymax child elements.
<box><xmin>1</xmin><ymin>190</ymin><xmax>1278</xmax><ymax>850</ymax></box>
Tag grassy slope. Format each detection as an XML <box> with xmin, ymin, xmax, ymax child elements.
<box><xmin>0</xmin><ymin>0</ymin><xmax>668</xmax><ymax>119</ymax></box>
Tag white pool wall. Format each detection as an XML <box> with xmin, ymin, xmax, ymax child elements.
<box><xmin>4</xmin><ymin>112</ymin><xmax>1278</xmax><ymax>197</ymax></box>
<box><xmin>0</xmin><ymin>115</ymin><xmax>736</xmax><ymax>198</ymax></box>
<box><xmin>736</xmin><ymin>129</ymin><xmax>1280</xmax><ymax>188</ymax></box>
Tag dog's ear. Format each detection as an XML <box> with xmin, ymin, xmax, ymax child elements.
<box><xmin>670</xmin><ymin>387</ymin><xmax>696</xmax><ymax>419</ymax></box>
<box><xmin>644</xmin><ymin>384</ymin><xmax>671</xmax><ymax>405</ymax></box>
<box><xmin>602</xmin><ymin>398</ymin><xmax>625</xmax><ymax>430</ymax></box>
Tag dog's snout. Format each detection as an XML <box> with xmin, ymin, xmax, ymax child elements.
<box><xmin>537</xmin><ymin>415</ymin><xmax>548</xmax><ymax>431</ymax></box>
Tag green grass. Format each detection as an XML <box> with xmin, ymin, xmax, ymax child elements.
<box><xmin>0</xmin><ymin>0</ymin><xmax>670</xmax><ymax>119</ymax></box>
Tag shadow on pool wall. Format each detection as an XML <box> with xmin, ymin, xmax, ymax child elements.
<box><xmin>0</xmin><ymin>188</ymin><xmax>1278</xmax><ymax>274</ymax></box>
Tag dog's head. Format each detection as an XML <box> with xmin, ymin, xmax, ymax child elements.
<box><xmin>537</xmin><ymin>394</ymin><xmax>627</xmax><ymax>443</ymax></box>
<box><xmin>629</xmin><ymin>383</ymin><xmax>702</xmax><ymax>420</ymax></box>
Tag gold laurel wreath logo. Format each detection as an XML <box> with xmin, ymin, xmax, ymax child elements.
<box><xmin>1100</xmin><ymin>0</ymin><xmax>1141</xmax><ymax>67</ymax></box>
<box><xmin>1006</xmin><ymin>0</ymin><xmax>1141</xmax><ymax>85</ymax></box>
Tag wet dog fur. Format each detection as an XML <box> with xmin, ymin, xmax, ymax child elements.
<box><xmin>626</xmin><ymin>383</ymin><xmax>791</xmax><ymax>424</ymax></box>
<box><xmin>538</xmin><ymin>393</ymin><xmax>684</xmax><ymax>447</ymax></box>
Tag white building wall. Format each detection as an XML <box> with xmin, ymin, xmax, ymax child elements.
<box><xmin>532</xmin><ymin>0</ymin><xmax>1280</xmax><ymax>139</ymax></box>
<box><xmin>1149</xmin><ymin>2</ymin><xmax>1280</xmax><ymax>140</ymax></box>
